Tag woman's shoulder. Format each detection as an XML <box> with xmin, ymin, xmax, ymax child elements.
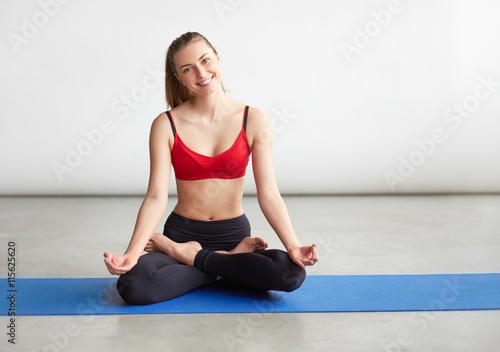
<box><xmin>165</xmin><ymin>103</ymin><xmax>184</xmax><ymax>116</ymax></box>
<box><xmin>150</xmin><ymin>110</ymin><xmax>174</xmax><ymax>139</ymax></box>
<box><xmin>246</xmin><ymin>105</ymin><xmax>269</xmax><ymax>130</ymax></box>
<box><xmin>152</xmin><ymin>110</ymin><xmax>170</xmax><ymax>124</ymax></box>
<box><xmin>247</xmin><ymin>105</ymin><xmax>267</xmax><ymax>120</ymax></box>
<box><xmin>224</xmin><ymin>95</ymin><xmax>266</xmax><ymax>123</ymax></box>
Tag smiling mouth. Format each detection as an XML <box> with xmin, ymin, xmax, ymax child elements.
<box><xmin>197</xmin><ymin>75</ymin><xmax>214</xmax><ymax>86</ymax></box>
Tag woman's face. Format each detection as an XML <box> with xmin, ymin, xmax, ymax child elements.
<box><xmin>174</xmin><ymin>40</ymin><xmax>221</xmax><ymax>97</ymax></box>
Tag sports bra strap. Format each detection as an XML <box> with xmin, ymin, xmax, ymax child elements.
<box><xmin>243</xmin><ymin>106</ymin><xmax>249</xmax><ymax>132</ymax></box>
<box><xmin>166</xmin><ymin>111</ymin><xmax>176</xmax><ymax>137</ymax></box>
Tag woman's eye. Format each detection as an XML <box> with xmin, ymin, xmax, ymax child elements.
<box><xmin>183</xmin><ymin>67</ymin><xmax>191</xmax><ymax>73</ymax></box>
<box><xmin>202</xmin><ymin>58</ymin><xmax>210</xmax><ymax>64</ymax></box>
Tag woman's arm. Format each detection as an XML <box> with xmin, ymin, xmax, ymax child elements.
<box><xmin>104</xmin><ymin>113</ymin><xmax>172</xmax><ymax>275</ymax></box>
<box><xmin>249</xmin><ymin>108</ymin><xmax>318</xmax><ymax>268</ymax></box>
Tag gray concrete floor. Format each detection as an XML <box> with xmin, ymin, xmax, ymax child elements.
<box><xmin>1</xmin><ymin>195</ymin><xmax>499</xmax><ymax>351</ymax></box>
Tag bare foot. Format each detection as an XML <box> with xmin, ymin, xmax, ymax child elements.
<box><xmin>215</xmin><ymin>237</ymin><xmax>268</xmax><ymax>255</ymax></box>
<box><xmin>145</xmin><ymin>232</ymin><xmax>201</xmax><ymax>266</ymax></box>
<box><xmin>144</xmin><ymin>233</ymin><xmax>166</xmax><ymax>253</ymax></box>
<box><xmin>144</xmin><ymin>232</ymin><xmax>165</xmax><ymax>253</ymax></box>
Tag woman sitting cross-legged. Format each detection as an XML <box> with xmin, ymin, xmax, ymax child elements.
<box><xmin>104</xmin><ymin>31</ymin><xmax>318</xmax><ymax>305</ymax></box>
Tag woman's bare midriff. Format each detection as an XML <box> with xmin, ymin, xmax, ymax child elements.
<box><xmin>172</xmin><ymin>177</ymin><xmax>246</xmax><ymax>221</ymax></box>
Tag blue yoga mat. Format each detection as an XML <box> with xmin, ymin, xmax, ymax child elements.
<box><xmin>1</xmin><ymin>274</ymin><xmax>499</xmax><ymax>316</ymax></box>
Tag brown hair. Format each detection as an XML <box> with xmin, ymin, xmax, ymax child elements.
<box><xmin>165</xmin><ymin>32</ymin><xmax>225</xmax><ymax>109</ymax></box>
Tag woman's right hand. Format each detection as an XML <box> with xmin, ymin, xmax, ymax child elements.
<box><xmin>103</xmin><ymin>252</ymin><xmax>138</xmax><ymax>276</ymax></box>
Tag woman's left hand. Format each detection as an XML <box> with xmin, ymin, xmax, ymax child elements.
<box><xmin>288</xmin><ymin>244</ymin><xmax>318</xmax><ymax>268</ymax></box>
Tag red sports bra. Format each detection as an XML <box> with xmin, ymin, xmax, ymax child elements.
<box><xmin>166</xmin><ymin>106</ymin><xmax>251</xmax><ymax>181</ymax></box>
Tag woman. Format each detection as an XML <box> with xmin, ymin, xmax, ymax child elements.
<box><xmin>104</xmin><ymin>32</ymin><xmax>318</xmax><ymax>305</ymax></box>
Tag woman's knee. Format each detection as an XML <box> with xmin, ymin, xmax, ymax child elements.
<box><xmin>117</xmin><ymin>273</ymin><xmax>148</xmax><ymax>305</ymax></box>
<box><xmin>116</xmin><ymin>252</ymin><xmax>179</xmax><ymax>305</ymax></box>
<box><xmin>264</xmin><ymin>249</ymin><xmax>307</xmax><ymax>292</ymax></box>
<box><xmin>276</xmin><ymin>261</ymin><xmax>306</xmax><ymax>292</ymax></box>
<box><xmin>117</xmin><ymin>270</ymin><xmax>165</xmax><ymax>305</ymax></box>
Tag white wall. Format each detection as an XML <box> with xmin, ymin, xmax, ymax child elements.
<box><xmin>1</xmin><ymin>0</ymin><xmax>499</xmax><ymax>195</ymax></box>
